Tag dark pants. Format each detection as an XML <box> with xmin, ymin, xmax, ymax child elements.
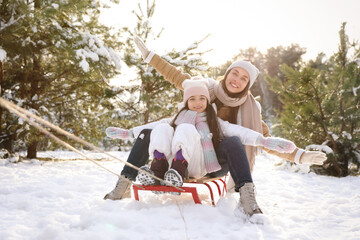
<box><xmin>121</xmin><ymin>130</ymin><xmax>253</xmax><ymax>192</ymax></box>
<box><xmin>206</xmin><ymin>136</ymin><xmax>253</xmax><ymax>192</ymax></box>
<box><xmin>121</xmin><ymin>129</ymin><xmax>152</xmax><ymax>180</ymax></box>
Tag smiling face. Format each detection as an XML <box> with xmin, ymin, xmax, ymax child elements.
<box><xmin>187</xmin><ymin>95</ymin><xmax>208</xmax><ymax>113</ymax></box>
<box><xmin>225</xmin><ymin>67</ymin><xmax>250</xmax><ymax>94</ymax></box>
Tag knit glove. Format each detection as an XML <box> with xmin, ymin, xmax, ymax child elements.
<box><xmin>300</xmin><ymin>151</ymin><xmax>327</xmax><ymax>165</ymax></box>
<box><xmin>134</xmin><ymin>36</ymin><xmax>150</xmax><ymax>60</ymax></box>
<box><xmin>256</xmin><ymin>136</ymin><xmax>296</xmax><ymax>153</ymax></box>
<box><xmin>105</xmin><ymin>127</ymin><xmax>134</xmax><ymax>139</ymax></box>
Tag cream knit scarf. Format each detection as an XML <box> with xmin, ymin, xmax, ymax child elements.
<box><xmin>209</xmin><ymin>81</ymin><xmax>263</xmax><ymax>172</ymax></box>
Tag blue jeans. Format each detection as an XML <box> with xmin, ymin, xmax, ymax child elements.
<box><xmin>207</xmin><ymin>136</ymin><xmax>253</xmax><ymax>192</ymax></box>
<box><xmin>121</xmin><ymin>129</ymin><xmax>152</xmax><ymax>180</ymax></box>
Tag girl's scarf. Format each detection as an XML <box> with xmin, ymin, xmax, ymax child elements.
<box><xmin>175</xmin><ymin>110</ymin><xmax>221</xmax><ymax>173</ymax></box>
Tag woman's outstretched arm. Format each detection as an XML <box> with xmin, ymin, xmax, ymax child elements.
<box><xmin>134</xmin><ymin>36</ymin><xmax>191</xmax><ymax>90</ymax></box>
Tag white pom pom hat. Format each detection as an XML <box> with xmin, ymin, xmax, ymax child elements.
<box><xmin>182</xmin><ymin>77</ymin><xmax>210</xmax><ymax>103</ymax></box>
<box><xmin>225</xmin><ymin>61</ymin><xmax>260</xmax><ymax>88</ymax></box>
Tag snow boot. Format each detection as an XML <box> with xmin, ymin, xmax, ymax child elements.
<box><xmin>150</xmin><ymin>157</ymin><xmax>169</xmax><ymax>184</ymax></box>
<box><xmin>238</xmin><ymin>182</ymin><xmax>263</xmax><ymax>216</ymax></box>
<box><xmin>136</xmin><ymin>165</ymin><xmax>156</xmax><ymax>185</ymax></box>
<box><xmin>137</xmin><ymin>164</ymin><xmax>168</xmax><ymax>194</ymax></box>
<box><xmin>104</xmin><ymin>175</ymin><xmax>131</xmax><ymax>200</ymax></box>
<box><xmin>164</xmin><ymin>158</ymin><xmax>188</xmax><ymax>195</ymax></box>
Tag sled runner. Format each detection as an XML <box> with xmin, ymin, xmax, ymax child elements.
<box><xmin>132</xmin><ymin>175</ymin><xmax>228</xmax><ymax>206</ymax></box>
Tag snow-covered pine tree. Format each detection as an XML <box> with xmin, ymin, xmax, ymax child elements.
<box><xmin>267</xmin><ymin>23</ymin><xmax>360</xmax><ymax>176</ymax></box>
<box><xmin>0</xmin><ymin>0</ymin><xmax>122</xmax><ymax>157</ymax></box>
<box><xmin>110</xmin><ymin>0</ymin><xmax>209</xmax><ymax>132</ymax></box>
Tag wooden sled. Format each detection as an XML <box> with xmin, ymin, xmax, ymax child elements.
<box><xmin>132</xmin><ymin>174</ymin><xmax>228</xmax><ymax>206</ymax></box>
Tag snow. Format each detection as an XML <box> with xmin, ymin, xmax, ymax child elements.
<box><xmin>0</xmin><ymin>48</ymin><xmax>6</xmax><ymax>61</ymax></box>
<box><xmin>0</xmin><ymin>151</ymin><xmax>359</xmax><ymax>240</ymax></box>
<box><xmin>353</xmin><ymin>85</ymin><xmax>360</xmax><ymax>96</ymax></box>
<box><xmin>51</xmin><ymin>3</ymin><xmax>59</xmax><ymax>9</ymax></box>
<box><xmin>79</xmin><ymin>58</ymin><xmax>90</xmax><ymax>72</ymax></box>
<box><xmin>75</xmin><ymin>33</ymin><xmax>122</xmax><ymax>72</ymax></box>
<box><xmin>306</xmin><ymin>144</ymin><xmax>334</xmax><ymax>154</ymax></box>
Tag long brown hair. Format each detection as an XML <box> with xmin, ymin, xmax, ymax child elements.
<box><xmin>212</xmin><ymin>71</ymin><xmax>250</xmax><ymax>124</ymax></box>
<box><xmin>171</xmin><ymin>101</ymin><xmax>223</xmax><ymax>149</ymax></box>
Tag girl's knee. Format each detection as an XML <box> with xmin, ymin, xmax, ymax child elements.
<box><xmin>152</xmin><ymin>123</ymin><xmax>174</xmax><ymax>137</ymax></box>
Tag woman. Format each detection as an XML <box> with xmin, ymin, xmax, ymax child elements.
<box><xmin>104</xmin><ymin>37</ymin><xmax>326</xmax><ymax>216</ymax></box>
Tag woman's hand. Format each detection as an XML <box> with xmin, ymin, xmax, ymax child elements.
<box><xmin>105</xmin><ymin>127</ymin><xmax>134</xmax><ymax>139</ymax></box>
<box><xmin>134</xmin><ymin>36</ymin><xmax>150</xmax><ymax>60</ymax></box>
<box><xmin>300</xmin><ymin>151</ymin><xmax>327</xmax><ymax>165</ymax></box>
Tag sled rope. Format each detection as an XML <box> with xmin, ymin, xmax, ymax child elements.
<box><xmin>0</xmin><ymin>97</ymin><xmax>185</xmax><ymax>192</ymax></box>
<box><xmin>0</xmin><ymin>98</ymin><xmax>124</xmax><ymax>178</ymax></box>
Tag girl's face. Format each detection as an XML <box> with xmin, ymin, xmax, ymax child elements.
<box><xmin>187</xmin><ymin>95</ymin><xmax>207</xmax><ymax>113</ymax></box>
<box><xmin>225</xmin><ymin>67</ymin><xmax>250</xmax><ymax>94</ymax></box>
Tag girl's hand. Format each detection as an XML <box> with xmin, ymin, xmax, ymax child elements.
<box><xmin>257</xmin><ymin>136</ymin><xmax>296</xmax><ymax>153</ymax></box>
<box><xmin>105</xmin><ymin>127</ymin><xmax>134</xmax><ymax>139</ymax></box>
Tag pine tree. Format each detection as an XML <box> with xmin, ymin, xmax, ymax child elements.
<box><xmin>267</xmin><ymin>23</ymin><xmax>360</xmax><ymax>176</ymax></box>
<box><xmin>0</xmin><ymin>0</ymin><xmax>122</xmax><ymax>157</ymax></box>
<box><xmin>107</xmin><ymin>0</ymin><xmax>209</xmax><ymax>135</ymax></box>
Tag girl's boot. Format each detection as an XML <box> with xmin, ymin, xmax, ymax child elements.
<box><xmin>137</xmin><ymin>150</ymin><xmax>168</xmax><ymax>186</ymax></box>
<box><xmin>164</xmin><ymin>150</ymin><xmax>188</xmax><ymax>188</ymax></box>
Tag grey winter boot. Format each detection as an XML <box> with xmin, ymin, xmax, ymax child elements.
<box><xmin>103</xmin><ymin>175</ymin><xmax>131</xmax><ymax>200</ymax></box>
<box><xmin>239</xmin><ymin>182</ymin><xmax>263</xmax><ymax>216</ymax></box>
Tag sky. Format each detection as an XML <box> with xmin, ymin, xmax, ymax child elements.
<box><xmin>100</xmin><ymin>0</ymin><xmax>360</xmax><ymax>66</ymax></box>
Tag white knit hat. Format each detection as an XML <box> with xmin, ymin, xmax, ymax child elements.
<box><xmin>182</xmin><ymin>77</ymin><xmax>210</xmax><ymax>103</ymax></box>
<box><xmin>225</xmin><ymin>61</ymin><xmax>260</xmax><ymax>88</ymax></box>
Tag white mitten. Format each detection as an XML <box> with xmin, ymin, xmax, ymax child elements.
<box><xmin>105</xmin><ymin>127</ymin><xmax>134</xmax><ymax>139</ymax></box>
<box><xmin>257</xmin><ymin>136</ymin><xmax>296</xmax><ymax>153</ymax></box>
<box><xmin>300</xmin><ymin>151</ymin><xmax>327</xmax><ymax>165</ymax></box>
<box><xmin>134</xmin><ymin>36</ymin><xmax>150</xmax><ymax>60</ymax></box>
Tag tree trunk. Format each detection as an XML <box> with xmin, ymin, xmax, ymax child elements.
<box><xmin>0</xmin><ymin>61</ymin><xmax>3</xmax><ymax>137</ymax></box>
<box><xmin>258</xmin><ymin>75</ymin><xmax>272</xmax><ymax>120</ymax></box>
<box><xmin>27</xmin><ymin>141</ymin><xmax>38</xmax><ymax>159</ymax></box>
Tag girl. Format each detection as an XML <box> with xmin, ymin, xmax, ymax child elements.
<box><xmin>106</xmin><ymin>78</ymin><xmax>296</xmax><ymax>212</ymax></box>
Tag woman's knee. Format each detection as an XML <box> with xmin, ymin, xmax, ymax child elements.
<box><xmin>219</xmin><ymin>136</ymin><xmax>245</xmax><ymax>152</ymax></box>
<box><xmin>138</xmin><ymin>129</ymin><xmax>152</xmax><ymax>141</ymax></box>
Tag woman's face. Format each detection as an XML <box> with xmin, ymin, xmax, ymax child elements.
<box><xmin>225</xmin><ymin>67</ymin><xmax>250</xmax><ymax>94</ymax></box>
<box><xmin>187</xmin><ymin>95</ymin><xmax>208</xmax><ymax>113</ymax></box>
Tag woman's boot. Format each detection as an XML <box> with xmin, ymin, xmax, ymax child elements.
<box><xmin>104</xmin><ymin>176</ymin><xmax>132</xmax><ymax>200</ymax></box>
<box><xmin>238</xmin><ymin>182</ymin><xmax>263</xmax><ymax>216</ymax></box>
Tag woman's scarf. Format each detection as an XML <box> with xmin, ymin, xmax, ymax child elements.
<box><xmin>175</xmin><ymin>110</ymin><xmax>221</xmax><ymax>173</ymax></box>
<box><xmin>209</xmin><ymin>81</ymin><xmax>263</xmax><ymax>172</ymax></box>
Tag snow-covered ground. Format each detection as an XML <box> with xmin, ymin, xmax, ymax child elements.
<box><xmin>0</xmin><ymin>151</ymin><xmax>359</xmax><ymax>240</ymax></box>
